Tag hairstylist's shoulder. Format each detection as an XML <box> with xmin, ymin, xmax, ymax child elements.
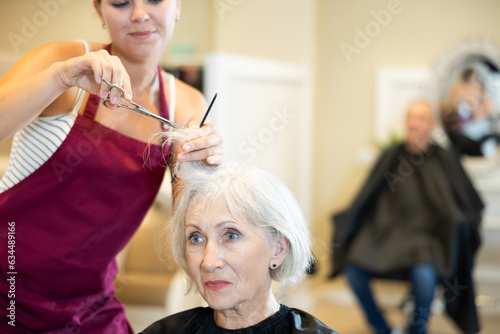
<box><xmin>165</xmin><ymin>72</ymin><xmax>207</xmax><ymax>125</ymax></box>
<box><xmin>1</xmin><ymin>41</ymin><xmax>90</xmax><ymax>85</ymax></box>
<box><xmin>1</xmin><ymin>41</ymin><xmax>102</xmax><ymax>118</ymax></box>
<box><xmin>87</xmin><ymin>42</ymin><xmax>108</xmax><ymax>52</ymax></box>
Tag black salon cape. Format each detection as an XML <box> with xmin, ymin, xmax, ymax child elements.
<box><xmin>139</xmin><ymin>305</ymin><xmax>338</xmax><ymax>334</ymax></box>
<box><xmin>329</xmin><ymin>143</ymin><xmax>483</xmax><ymax>334</ymax></box>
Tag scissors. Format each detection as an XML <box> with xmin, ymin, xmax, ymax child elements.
<box><xmin>101</xmin><ymin>78</ymin><xmax>184</xmax><ymax>129</ymax></box>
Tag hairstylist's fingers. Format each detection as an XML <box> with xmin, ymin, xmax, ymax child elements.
<box><xmin>185</xmin><ymin>122</ymin><xmax>216</xmax><ymax>135</ymax></box>
<box><xmin>85</xmin><ymin>53</ymin><xmax>105</xmax><ymax>96</ymax></box>
<box><xmin>199</xmin><ymin>122</ymin><xmax>216</xmax><ymax>134</ymax></box>
<box><xmin>180</xmin><ymin>130</ymin><xmax>222</xmax><ymax>154</ymax></box>
<box><xmin>121</xmin><ymin>73</ymin><xmax>132</xmax><ymax>101</ymax></box>
<box><xmin>180</xmin><ymin>122</ymin><xmax>218</xmax><ymax>152</ymax></box>
<box><xmin>178</xmin><ymin>135</ymin><xmax>224</xmax><ymax>163</ymax></box>
<box><xmin>186</xmin><ymin>120</ymin><xmax>200</xmax><ymax>129</ymax></box>
<box><xmin>206</xmin><ymin>154</ymin><xmax>223</xmax><ymax>165</ymax></box>
<box><xmin>99</xmin><ymin>61</ymin><xmax>113</xmax><ymax>101</ymax></box>
<box><xmin>177</xmin><ymin>146</ymin><xmax>224</xmax><ymax>163</ymax></box>
<box><xmin>90</xmin><ymin>58</ymin><xmax>103</xmax><ymax>86</ymax></box>
<box><xmin>108</xmin><ymin>77</ymin><xmax>123</xmax><ymax>106</ymax></box>
<box><xmin>88</xmin><ymin>50</ymin><xmax>113</xmax><ymax>100</ymax></box>
<box><xmin>108</xmin><ymin>55</ymin><xmax>132</xmax><ymax>102</ymax></box>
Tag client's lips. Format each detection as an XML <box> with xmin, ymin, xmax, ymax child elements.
<box><xmin>205</xmin><ymin>280</ymin><xmax>231</xmax><ymax>291</ymax></box>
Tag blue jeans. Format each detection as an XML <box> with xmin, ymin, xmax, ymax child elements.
<box><xmin>344</xmin><ymin>263</ymin><xmax>437</xmax><ymax>334</ymax></box>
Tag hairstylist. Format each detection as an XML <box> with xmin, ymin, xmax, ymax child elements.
<box><xmin>0</xmin><ymin>1</ymin><xmax>223</xmax><ymax>333</ymax></box>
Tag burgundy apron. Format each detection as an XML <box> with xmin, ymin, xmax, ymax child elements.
<box><xmin>0</xmin><ymin>65</ymin><xmax>170</xmax><ymax>333</ymax></box>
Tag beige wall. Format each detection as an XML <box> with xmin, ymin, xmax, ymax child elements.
<box><xmin>0</xmin><ymin>1</ymin><xmax>105</xmax><ymax>63</ymax></box>
<box><xmin>210</xmin><ymin>0</ymin><xmax>316</xmax><ymax>66</ymax></box>
<box><xmin>2</xmin><ymin>0</ymin><xmax>500</xmax><ymax>274</ymax></box>
<box><xmin>162</xmin><ymin>0</ymin><xmax>212</xmax><ymax>66</ymax></box>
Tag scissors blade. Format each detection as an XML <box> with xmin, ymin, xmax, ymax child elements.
<box><xmin>130</xmin><ymin>103</ymin><xmax>184</xmax><ymax>129</ymax></box>
<box><xmin>102</xmin><ymin>98</ymin><xmax>184</xmax><ymax>129</ymax></box>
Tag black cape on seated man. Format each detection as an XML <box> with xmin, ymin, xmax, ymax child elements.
<box><xmin>329</xmin><ymin>103</ymin><xmax>484</xmax><ymax>333</ymax></box>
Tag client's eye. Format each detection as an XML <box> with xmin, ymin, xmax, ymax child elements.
<box><xmin>226</xmin><ymin>232</ymin><xmax>239</xmax><ymax>241</ymax></box>
<box><xmin>189</xmin><ymin>235</ymin><xmax>203</xmax><ymax>244</ymax></box>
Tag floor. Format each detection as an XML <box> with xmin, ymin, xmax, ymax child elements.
<box><xmin>285</xmin><ymin>275</ymin><xmax>500</xmax><ymax>334</ymax></box>
<box><xmin>125</xmin><ymin>272</ymin><xmax>500</xmax><ymax>334</ymax></box>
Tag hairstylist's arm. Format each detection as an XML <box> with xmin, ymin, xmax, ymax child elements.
<box><xmin>0</xmin><ymin>41</ymin><xmax>131</xmax><ymax>142</ymax></box>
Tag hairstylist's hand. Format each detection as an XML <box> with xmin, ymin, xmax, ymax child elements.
<box><xmin>177</xmin><ymin>121</ymin><xmax>224</xmax><ymax>165</ymax></box>
<box><xmin>56</xmin><ymin>50</ymin><xmax>132</xmax><ymax>108</ymax></box>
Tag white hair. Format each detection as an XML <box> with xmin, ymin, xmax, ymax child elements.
<box><xmin>164</xmin><ymin>128</ymin><xmax>313</xmax><ymax>287</ymax></box>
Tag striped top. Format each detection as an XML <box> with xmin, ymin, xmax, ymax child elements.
<box><xmin>0</xmin><ymin>90</ymin><xmax>83</xmax><ymax>192</ymax></box>
<box><xmin>0</xmin><ymin>41</ymin><xmax>177</xmax><ymax>193</ymax></box>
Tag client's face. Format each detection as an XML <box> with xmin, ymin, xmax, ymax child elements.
<box><xmin>185</xmin><ymin>201</ymin><xmax>275</xmax><ymax>312</ymax></box>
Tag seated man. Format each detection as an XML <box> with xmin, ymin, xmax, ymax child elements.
<box><xmin>329</xmin><ymin>100</ymin><xmax>484</xmax><ymax>334</ymax></box>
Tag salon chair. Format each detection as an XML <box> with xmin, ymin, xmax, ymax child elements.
<box><xmin>114</xmin><ymin>185</ymin><xmax>178</xmax><ymax>307</ymax></box>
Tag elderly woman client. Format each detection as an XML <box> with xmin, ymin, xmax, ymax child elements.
<box><xmin>140</xmin><ymin>130</ymin><xmax>337</xmax><ymax>333</ymax></box>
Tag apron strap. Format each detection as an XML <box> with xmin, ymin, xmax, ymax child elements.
<box><xmin>157</xmin><ymin>66</ymin><xmax>171</xmax><ymax>130</ymax></box>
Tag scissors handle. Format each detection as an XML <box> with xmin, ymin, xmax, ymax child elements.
<box><xmin>102</xmin><ymin>79</ymin><xmax>125</xmax><ymax>97</ymax></box>
<box><xmin>101</xmin><ymin>79</ymin><xmax>184</xmax><ymax>129</ymax></box>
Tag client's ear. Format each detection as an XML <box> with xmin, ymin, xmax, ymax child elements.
<box><xmin>270</xmin><ymin>236</ymin><xmax>288</xmax><ymax>269</ymax></box>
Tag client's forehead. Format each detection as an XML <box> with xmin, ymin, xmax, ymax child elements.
<box><xmin>186</xmin><ymin>199</ymin><xmax>238</xmax><ymax>224</ymax></box>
